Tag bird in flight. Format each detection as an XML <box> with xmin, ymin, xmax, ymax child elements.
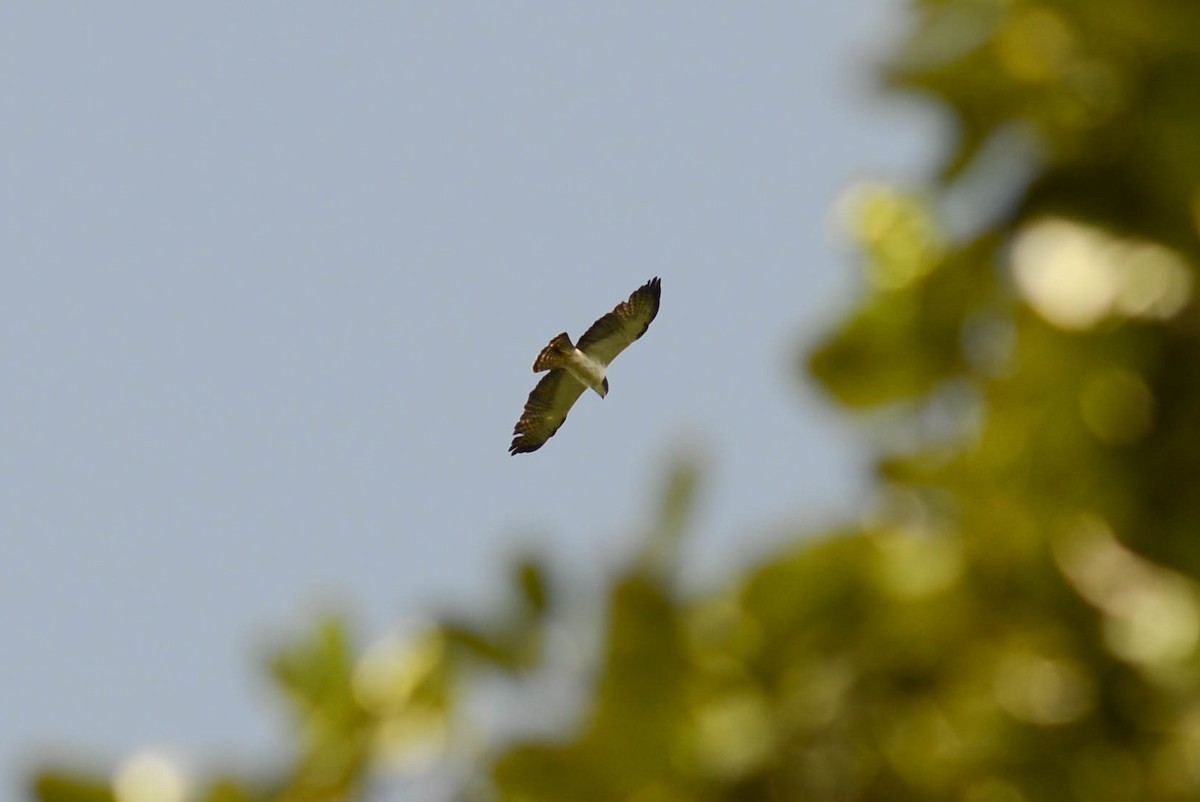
<box><xmin>510</xmin><ymin>277</ymin><xmax>662</xmax><ymax>454</ymax></box>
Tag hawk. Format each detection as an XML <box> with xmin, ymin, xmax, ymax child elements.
<box><xmin>509</xmin><ymin>277</ymin><xmax>662</xmax><ymax>454</ymax></box>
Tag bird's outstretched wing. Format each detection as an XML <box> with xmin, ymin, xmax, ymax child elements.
<box><xmin>509</xmin><ymin>369</ymin><xmax>587</xmax><ymax>454</ymax></box>
<box><xmin>575</xmin><ymin>277</ymin><xmax>662</xmax><ymax>366</ymax></box>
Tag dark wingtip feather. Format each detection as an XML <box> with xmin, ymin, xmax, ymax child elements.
<box><xmin>509</xmin><ymin>434</ymin><xmax>544</xmax><ymax>455</ymax></box>
<box><xmin>635</xmin><ymin>277</ymin><xmax>662</xmax><ymax>337</ymax></box>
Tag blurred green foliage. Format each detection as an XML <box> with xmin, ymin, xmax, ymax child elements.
<box><xmin>32</xmin><ymin>1</ymin><xmax>1200</xmax><ymax>800</ymax></box>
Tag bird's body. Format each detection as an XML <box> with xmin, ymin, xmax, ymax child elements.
<box><xmin>558</xmin><ymin>345</ymin><xmax>609</xmax><ymax>398</ymax></box>
<box><xmin>509</xmin><ymin>277</ymin><xmax>661</xmax><ymax>454</ymax></box>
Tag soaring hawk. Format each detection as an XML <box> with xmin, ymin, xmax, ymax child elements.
<box><xmin>509</xmin><ymin>277</ymin><xmax>661</xmax><ymax>454</ymax></box>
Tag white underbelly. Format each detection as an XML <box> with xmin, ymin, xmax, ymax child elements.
<box><xmin>564</xmin><ymin>348</ymin><xmax>607</xmax><ymax>394</ymax></box>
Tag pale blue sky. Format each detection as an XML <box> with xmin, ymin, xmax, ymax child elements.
<box><xmin>2</xmin><ymin>2</ymin><xmax>931</xmax><ymax>793</ymax></box>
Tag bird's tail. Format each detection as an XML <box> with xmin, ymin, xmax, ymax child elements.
<box><xmin>533</xmin><ymin>333</ymin><xmax>574</xmax><ymax>372</ymax></box>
